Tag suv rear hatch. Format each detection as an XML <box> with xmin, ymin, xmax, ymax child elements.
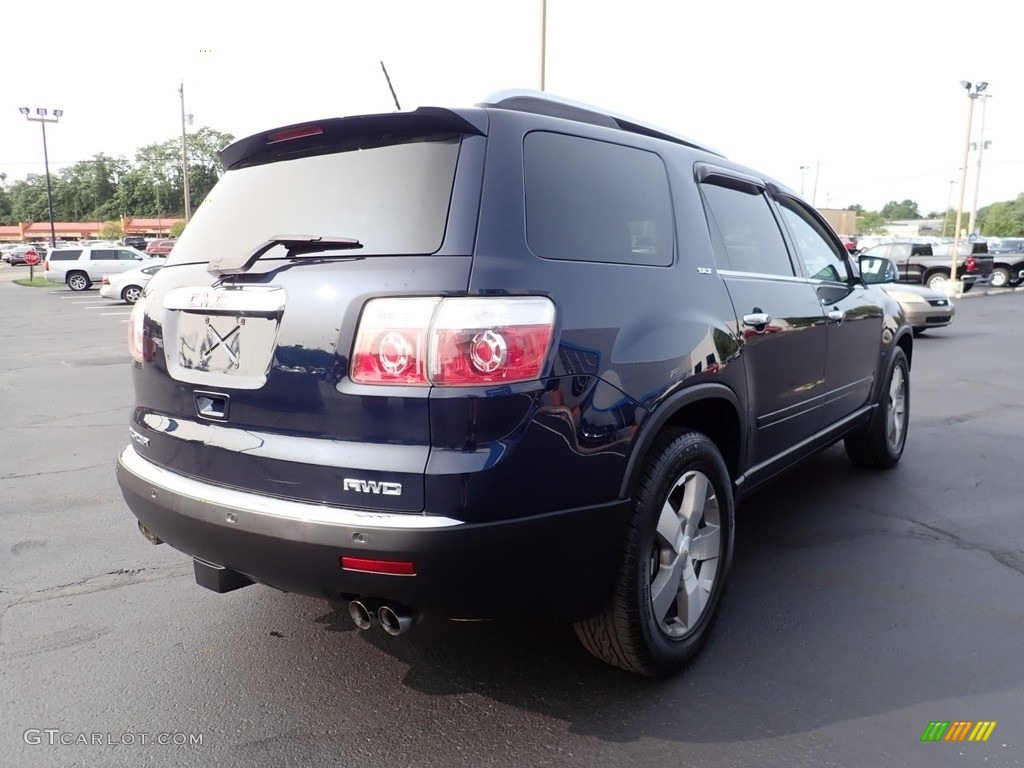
<box><xmin>129</xmin><ymin>109</ymin><xmax>488</xmax><ymax>514</ymax></box>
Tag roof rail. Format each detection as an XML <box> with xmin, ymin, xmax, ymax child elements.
<box><xmin>478</xmin><ymin>89</ymin><xmax>723</xmax><ymax>156</ymax></box>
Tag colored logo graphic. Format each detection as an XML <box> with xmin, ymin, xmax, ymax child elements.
<box><xmin>921</xmin><ymin>721</ymin><xmax>997</xmax><ymax>742</ymax></box>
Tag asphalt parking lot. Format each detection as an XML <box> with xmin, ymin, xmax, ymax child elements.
<box><xmin>1</xmin><ymin>277</ymin><xmax>1022</xmax><ymax>768</ymax></box>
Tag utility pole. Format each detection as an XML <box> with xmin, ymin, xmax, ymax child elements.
<box><xmin>950</xmin><ymin>80</ymin><xmax>987</xmax><ymax>295</ymax></box>
<box><xmin>179</xmin><ymin>82</ymin><xmax>192</xmax><ymax>223</ymax></box>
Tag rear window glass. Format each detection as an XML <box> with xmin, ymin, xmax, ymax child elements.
<box><xmin>166</xmin><ymin>137</ymin><xmax>461</xmax><ymax>266</ymax></box>
<box><xmin>524</xmin><ymin>132</ymin><xmax>674</xmax><ymax>266</ymax></box>
<box><xmin>48</xmin><ymin>250</ymin><xmax>82</xmax><ymax>260</ymax></box>
<box><xmin>92</xmin><ymin>250</ymin><xmax>118</xmax><ymax>260</ymax></box>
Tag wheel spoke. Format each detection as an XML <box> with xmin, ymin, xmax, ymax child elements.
<box><xmin>679</xmin><ymin>472</ymin><xmax>709</xmax><ymax>529</ymax></box>
<box><xmin>650</xmin><ymin>554</ymin><xmax>684</xmax><ymax>621</ymax></box>
<box><xmin>678</xmin><ymin>560</ymin><xmax>705</xmax><ymax>629</ymax></box>
<box><xmin>656</xmin><ymin>500</ymin><xmax>684</xmax><ymax>553</ymax></box>
<box><xmin>688</xmin><ymin>526</ymin><xmax>721</xmax><ymax>561</ymax></box>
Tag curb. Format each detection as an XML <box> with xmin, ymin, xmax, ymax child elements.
<box><xmin>956</xmin><ymin>285</ymin><xmax>1024</xmax><ymax>299</ymax></box>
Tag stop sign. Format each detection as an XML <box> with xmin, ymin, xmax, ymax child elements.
<box><xmin>24</xmin><ymin>250</ymin><xmax>40</xmax><ymax>266</ymax></box>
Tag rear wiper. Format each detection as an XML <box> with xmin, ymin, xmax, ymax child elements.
<box><xmin>208</xmin><ymin>235</ymin><xmax>363</xmax><ymax>275</ymax></box>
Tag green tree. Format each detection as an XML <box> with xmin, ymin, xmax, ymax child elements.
<box><xmin>978</xmin><ymin>198</ymin><xmax>1024</xmax><ymax>237</ymax></box>
<box><xmin>0</xmin><ymin>187</ymin><xmax>12</xmax><ymax>224</ymax></box>
<box><xmin>134</xmin><ymin>126</ymin><xmax>234</xmax><ymax>218</ymax></box>
<box><xmin>169</xmin><ymin>220</ymin><xmax>187</xmax><ymax>238</ymax></box>
<box><xmin>880</xmin><ymin>199</ymin><xmax>920</xmax><ymax>220</ymax></box>
<box><xmin>6</xmin><ymin>178</ymin><xmax>51</xmax><ymax>223</ymax></box>
<box><xmin>100</xmin><ymin>220</ymin><xmax>125</xmax><ymax>239</ymax></box>
<box><xmin>856</xmin><ymin>211</ymin><xmax>887</xmax><ymax>235</ymax></box>
<box><xmin>845</xmin><ymin>204</ymin><xmax>865</xmax><ymax>214</ymax></box>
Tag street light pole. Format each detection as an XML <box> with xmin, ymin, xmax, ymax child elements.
<box><xmin>179</xmin><ymin>82</ymin><xmax>192</xmax><ymax>223</ymax></box>
<box><xmin>950</xmin><ymin>81</ymin><xmax>987</xmax><ymax>295</ymax></box>
<box><xmin>967</xmin><ymin>92</ymin><xmax>991</xmax><ymax>238</ymax></box>
<box><xmin>539</xmin><ymin>0</ymin><xmax>547</xmax><ymax>91</ymax></box>
<box><xmin>799</xmin><ymin>165</ymin><xmax>810</xmax><ymax>197</ymax></box>
<box><xmin>18</xmin><ymin>107</ymin><xmax>63</xmax><ymax>249</ymax></box>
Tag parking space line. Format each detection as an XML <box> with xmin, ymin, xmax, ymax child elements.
<box><xmin>84</xmin><ymin>305</ymin><xmax>123</xmax><ymax>309</ymax></box>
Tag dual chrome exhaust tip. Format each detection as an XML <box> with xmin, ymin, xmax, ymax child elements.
<box><xmin>348</xmin><ymin>599</ymin><xmax>416</xmax><ymax>636</ymax></box>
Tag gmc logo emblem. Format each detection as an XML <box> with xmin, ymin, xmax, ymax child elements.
<box><xmin>343</xmin><ymin>478</ymin><xmax>402</xmax><ymax>496</ymax></box>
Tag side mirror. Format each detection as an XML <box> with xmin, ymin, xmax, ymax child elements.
<box><xmin>858</xmin><ymin>255</ymin><xmax>897</xmax><ymax>284</ymax></box>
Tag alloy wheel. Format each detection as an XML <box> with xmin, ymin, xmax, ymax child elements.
<box><xmin>649</xmin><ymin>470</ymin><xmax>722</xmax><ymax>638</ymax></box>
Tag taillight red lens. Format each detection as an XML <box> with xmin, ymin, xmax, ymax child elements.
<box><xmin>350</xmin><ymin>298</ymin><xmax>439</xmax><ymax>385</ymax></box>
<box><xmin>128</xmin><ymin>298</ymin><xmax>146</xmax><ymax>362</ymax></box>
<box><xmin>267</xmin><ymin>125</ymin><xmax>324</xmax><ymax>143</ymax></box>
<box><xmin>965</xmin><ymin>256</ymin><xmax>976</xmax><ymax>272</ymax></box>
<box><xmin>350</xmin><ymin>297</ymin><xmax>556</xmax><ymax>387</ymax></box>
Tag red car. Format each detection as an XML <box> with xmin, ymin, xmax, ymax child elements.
<box><xmin>146</xmin><ymin>239</ymin><xmax>176</xmax><ymax>256</ymax></box>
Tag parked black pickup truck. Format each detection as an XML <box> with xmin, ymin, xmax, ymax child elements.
<box><xmin>987</xmin><ymin>238</ymin><xmax>1024</xmax><ymax>288</ymax></box>
<box><xmin>858</xmin><ymin>241</ymin><xmax>993</xmax><ymax>291</ymax></box>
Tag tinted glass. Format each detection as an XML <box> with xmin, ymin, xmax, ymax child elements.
<box><xmin>776</xmin><ymin>197</ymin><xmax>849</xmax><ymax>282</ymax></box>
<box><xmin>92</xmin><ymin>250</ymin><xmax>117</xmax><ymax>260</ymax></box>
<box><xmin>166</xmin><ymin>138</ymin><xmax>460</xmax><ymax>266</ymax></box>
<box><xmin>48</xmin><ymin>250</ymin><xmax>82</xmax><ymax>260</ymax></box>
<box><xmin>700</xmin><ymin>182</ymin><xmax>793</xmax><ymax>276</ymax></box>
<box><xmin>524</xmin><ymin>132</ymin><xmax>674</xmax><ymax>266</ymax></box>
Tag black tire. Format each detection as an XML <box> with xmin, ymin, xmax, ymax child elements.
<box><xmin>961</xmin><ymin>280</ymin><xmax>973</xmax><ymax>294</ymax></box>
<box><xmin>574</xmin><ymin>430</ymin><xmax>734</xmax><ymax>676</ymax></box>
<box><xmin>122</xmin><ymin>285</ymin><xmax>143</xmax><ymax>304</ymax></box>
<box><xmin>67</xmin><ymin>272</ymin><xmax>91</xmax><ymax>292</ymax></box>
<box><xmin>844</xmin><ymin>347</ymin><xmax>910</xmax><ymax>468</ymax></box>
<box><xmin>912</xmin><ymin>328</ymin><xmax>926</xmax><ymax>337</ymax></box>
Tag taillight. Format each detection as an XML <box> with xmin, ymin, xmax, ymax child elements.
<box><xmin>350</xmin><ymin>298</ymin><xmax>439</xmax><ymax>385</ymax></box>
<box><xmin>129</xmin><ymin>298</ymin><xmax>147</xmax><ymax>362</ymax></box>
<box><xmin>351</xmin><ymin>297</ymin><xmax>556</xmax><ymax>387</ymax></box>
<box><xmin>965</xmin><ymin>256</ymin><xmax>977</xmax><ymax>272</ymax></box>
<box><xmin>101</xmin><ymin>276</ymin><xmax>110</xmax><ymax>285</ymax></box>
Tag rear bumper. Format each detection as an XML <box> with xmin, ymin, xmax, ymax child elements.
<box><xmin>116</xmin><ymin>446</ymin><xmax>630</xmax><ymax>622</ymax></box>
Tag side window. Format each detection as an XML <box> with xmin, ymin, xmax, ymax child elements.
<box><xmin>49</xmin><ymin>250</ymin><xmax>82</xmax><ymax>261</ymax></box>
<box><xmin>92</xmin><ymin>249</ymin><xmax>117</xmax><ymax>261</ymax></box>
<box><xmin>117</xmin><ymin>250</ymin><xmax>138</xmax><ymax>260</ymax></box>
<box><xmin>700</xmin><ymin>180</ymin><xmax>794</xmax><ymax>276</ymax></box>
<box><xmin>524</xmin><ymin>132</ymin><xmax>674</xmax><ymax>266</ymax></box>
<box><xmin>776</xmin><ymin>197</ymin><xmax>850</xmax><ymax>282</ymax></box>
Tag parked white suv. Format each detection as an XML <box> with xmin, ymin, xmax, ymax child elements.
<box><xmin>45</xmin><ymin>246</ymin><xmax>158</xmax><ymax>291</ymax></box>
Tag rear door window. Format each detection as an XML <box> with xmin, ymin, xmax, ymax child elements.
<box><xmin>523</xmin><ymin>132</ymin><xmax>674</xmax><ymax>266</ymax></box>
<box><xmin>699</xmin><ymin>179</ymin><xmax>794</xmax><ymax>276</ymax></box>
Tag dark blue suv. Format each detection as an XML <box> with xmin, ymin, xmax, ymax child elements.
<box><xmin>117</xmin><ymin>91</ymin><xmax>912</xmax><ymax>675</ymax></box>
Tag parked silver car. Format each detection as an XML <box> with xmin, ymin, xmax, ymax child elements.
<box><xmin>878</xmin><ymin>283</ymin><xmax>955</xmax><ymax>335</ymax></box>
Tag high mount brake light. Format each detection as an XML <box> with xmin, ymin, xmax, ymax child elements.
<box><xmin>267</xmin><ymin>125</ymin><xmax>324</xmax><ymax>144</ymax></box>
<box><xmin>351</xmin><ymin>297</ymin><xmax>556</xmax><ymax>387</ymax></box>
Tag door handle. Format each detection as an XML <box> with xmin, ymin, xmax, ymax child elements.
<box><xmin>742</xmin><ymin>312</ymin><xmax>772</xmax><ymax>327</ymax></box>
<box><xmin>827</xmin><ymin>309</ymin><xmax>845</xmax><ymax>323</ymax></box>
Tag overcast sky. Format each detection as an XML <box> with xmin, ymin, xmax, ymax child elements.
<box><xmin>2</xmin><ymin>0</ymin><xmax>1020</xmax><ymax>216</ymax></box>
